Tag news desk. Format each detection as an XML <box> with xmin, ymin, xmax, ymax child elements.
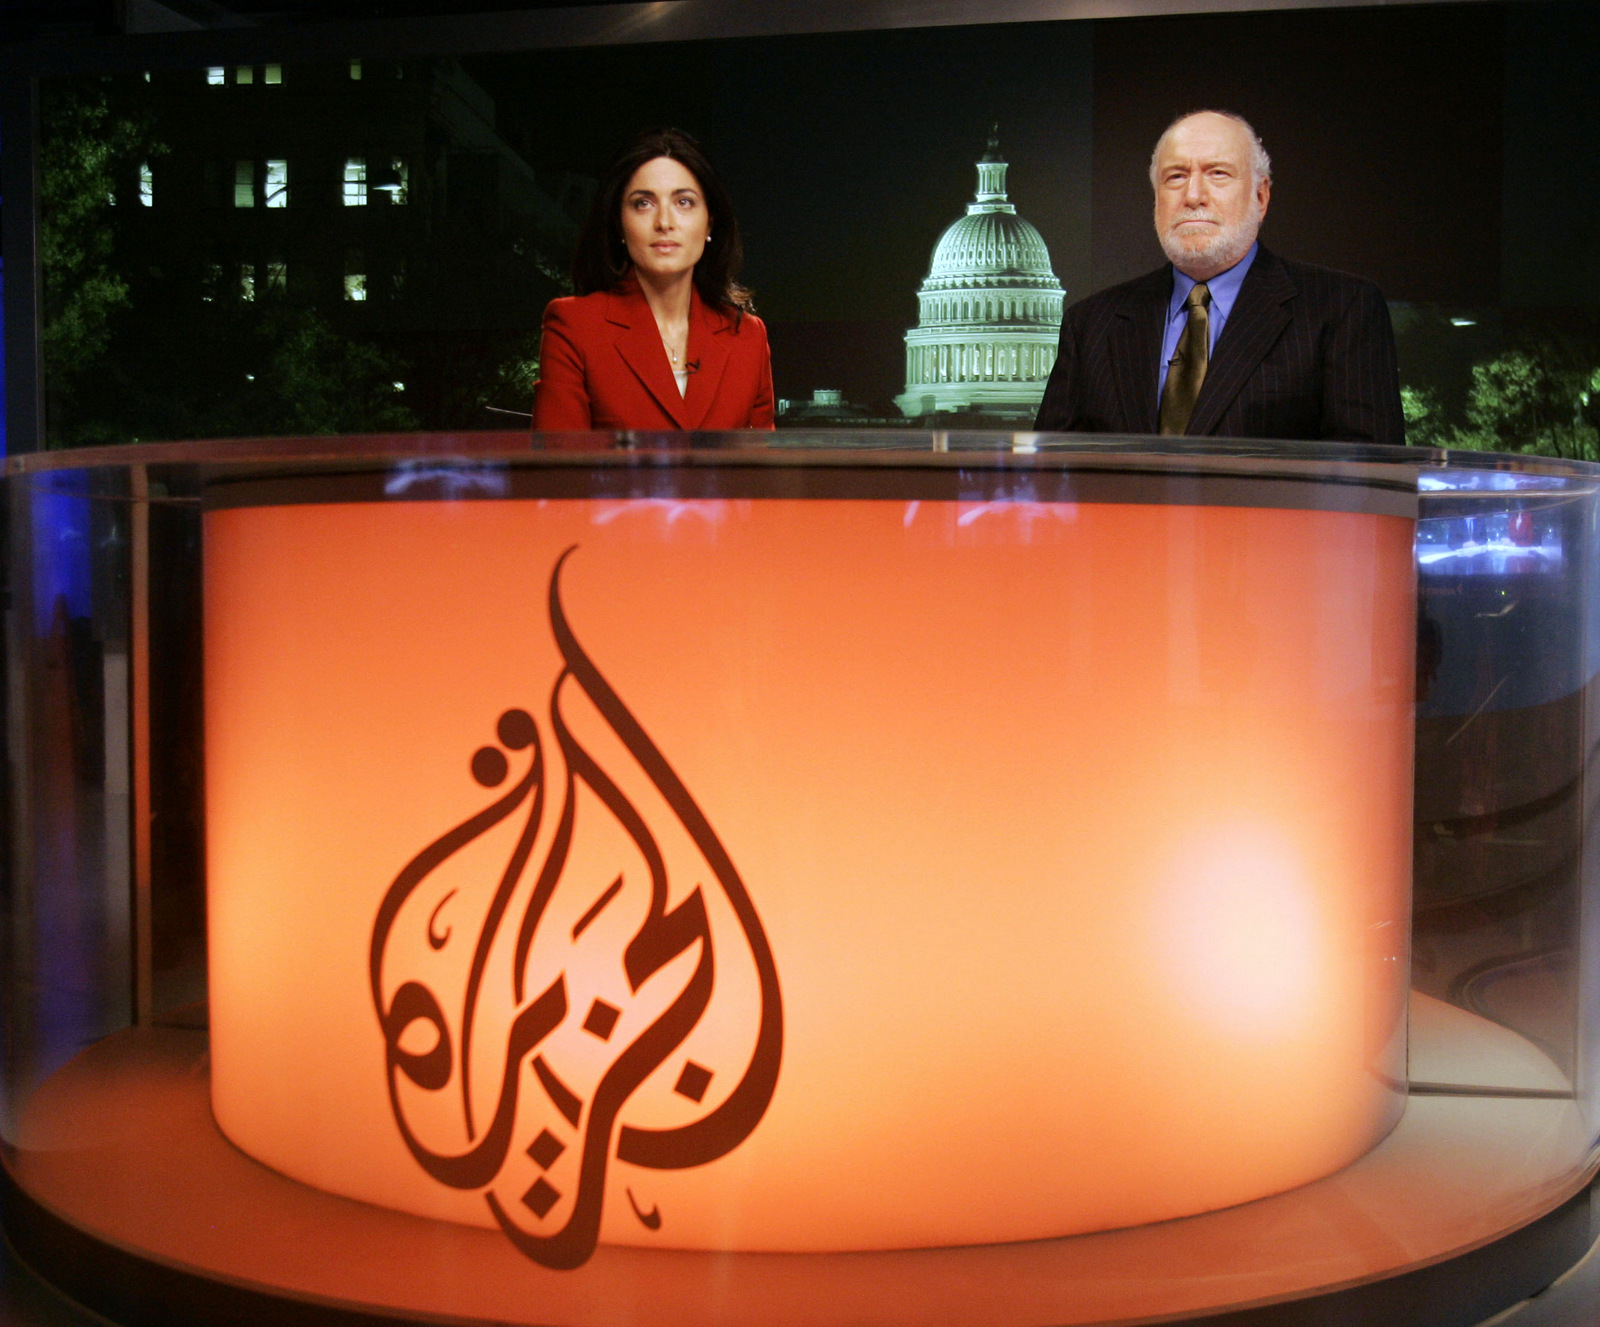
<box><xmin>3</xmin><ymin>433</ymin><xmax>1595</xmax><ymax>1326</ymax></box>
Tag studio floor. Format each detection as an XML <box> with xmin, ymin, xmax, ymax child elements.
<box><xmin>3</xmin><ymin>991</ymin><xmax>1595</xmax><ymax>1327</ymax></box>
<box><xmin>3</xmin><ymin>1226</ymin><xmax>1599</xmax><ymax>1327</ymax></box>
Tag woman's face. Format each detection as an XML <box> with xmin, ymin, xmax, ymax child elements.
<box><xmin>620</xmin><ymin>155</ymin><xmax>710</xmax><ymax>282</ymax></box>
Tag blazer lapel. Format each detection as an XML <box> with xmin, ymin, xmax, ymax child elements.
<box><xmin>1186</xmin><ymin>247</ymin><xmax>1295</xmax><ymax>436</ymax></box>
<box><xmin>1108</xmin><ymin>270</ymin><xmax>1169</xmax><ymax>436</ymax></box>
<box><xmin>606</xmin><ymin>282</ymin><xmax>693</xmax><ymax>429</ymax></box>
<box><xmin>681</xmin><ymin>287</ymin><xmax>731</xmax><ymax>430</ymax></box>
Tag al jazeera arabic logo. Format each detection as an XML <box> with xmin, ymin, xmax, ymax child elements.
<box><xmin>370</xmin><ymin>547</ymin><xmax>783</xmax><ymax>1270</ymax></box>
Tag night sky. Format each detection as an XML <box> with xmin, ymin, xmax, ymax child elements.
<box><xmin>464</xmin><ymin>25</ymin><xmax>1094</xmax><ymax>322</ymax></box>
<box><xmin>51</xmin><ymin>3</ymin><xmax>1596</xmax><ymax>421</ymax></box>
<box><xmin>463</xmin><ymin>23</ymin><xmax>1093</xmax><ymax>406</ymax></box>
<box><xmin>1090</xmin><ymin>4</ymin><xmax>1506</xmax><ymax>304</ymax></box>
<box><xmin>463</xmin><ymin>1</ymin><xmax>1597</xmax><ymax>409</ymax></box>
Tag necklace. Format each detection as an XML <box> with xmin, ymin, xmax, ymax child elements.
<box><xmin>653</xmin><ymin>311</ymin><xmax>688</xmax><ymax>367</ymax></box>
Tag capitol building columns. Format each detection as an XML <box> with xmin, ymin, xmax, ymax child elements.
<box><xmin>895</xmin><ymin>131</ymin><xmax>1065</xmax><ymax>422</ymax></box>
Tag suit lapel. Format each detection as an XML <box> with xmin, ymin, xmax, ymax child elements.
<box><xmin>1186</xmin><ymin>247</ymin><xmax>1295</xmax><ymax>437</ymax></box>
<box><xmin>681</xmin><ymin>287</ymin><xmax>731</xmax><ymax>430</ymax></box>
<box><xmin>1108</xmin><ymin>270</ymin><xmax>1169</xmax><ymax>435</ymax></box>
<box><xmin>606</xmin><ymin>282</ymin><xmax>692</xmax><ymax>429</ymax></box>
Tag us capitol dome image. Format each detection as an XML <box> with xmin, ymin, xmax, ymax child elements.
<box><xmin>896</xmin><ymin>130</ymin><xmax>1065</xmax><ymax>422</ymax></box>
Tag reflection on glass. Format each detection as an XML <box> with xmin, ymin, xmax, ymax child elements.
<box><xmin>1412</xmin><ymin>466</ymin><xmax>1600</xmax><ymax>1107</ymax></box>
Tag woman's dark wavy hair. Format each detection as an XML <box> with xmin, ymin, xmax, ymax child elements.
<box><xmin>572</xmin><ymin>127</ymin><xmax>753</xmax><ymax>317</ymax></box>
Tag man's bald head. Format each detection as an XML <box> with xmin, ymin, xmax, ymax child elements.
<box><xmin>1148</xmin><ymin>111</ymin><xmax>1271</xmax><ymax>190</ymax></box>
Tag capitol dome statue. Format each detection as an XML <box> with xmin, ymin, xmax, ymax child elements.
<box><xmin>895</xmin><ymin>130</ymin><xmax>1064</xmax><ymax>421</ymax></box>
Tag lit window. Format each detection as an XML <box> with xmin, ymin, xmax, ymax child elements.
<box><xmin>266</xmin><ymin>260</ymin><xmax>287</xmax><ymax>294</ymax></box>
<box><xmin>236</xmin><ymin>65</ymin><xmax>253</xmax><ymax>85</ymax></box>
<box><xmin>264</xmin><ymin>64</ymin><xmax>282</xmax><ymax>85</ymax></box>
<box><xmin>202</xmin><ymin>263</ymin><xmax>222</xmax><ymax>302</ymax></box>
<box><xmin>264</xmin><ymin>159</ymin><xmax>288</xmax><ymax>208</ymax></box>
<box><xmin>344</xmin><ymin>252</ymin><xmax>367</xmax><ymax>301</ymax></box>
<box><xmin>143</xmin><ymin>70</ymin><xmax>151</xmax><ymax>83</ymax></box>
<box><xmin>139</xmin><ymin>162</ymin><xmax>153</xmax><ymax>207</ymax></box>
<box><xmin>234</xmin><ymin>161</ymin><xmax>255</xmax><ymax>208</ymax></box>
<box><xmin>207</xmin><ymin>67</ymin><xmax>225</xmax><ymax>85</ymax></box>
<box><xmin>343</xmin><ymin>157</ymin><xmax>367</xmax><ymax>206</ymax></box>
<box><xmin>382</xmin><ymin>156</ymin><xmax>408</xmax><ymax>206</ymax></box>
<box><xmin>349</xmin><ymin>59</ymin><xmax>362</xmax><ymax>80</ymax></box>
<box><xmin>239</xmin><ymin>264</ymin><xmax>256</xmax><ymax>302</ymax></box>
<box><xmin>392</xmin><ymin>381</ymin><xmax>405</xmax><ymax>392</ymax></box>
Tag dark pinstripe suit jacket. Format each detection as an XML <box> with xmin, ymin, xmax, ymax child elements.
<box><xmin>1033</xmin><ymin>246</ymin><xmax>1406</xmax><ymax>445</ymax></box>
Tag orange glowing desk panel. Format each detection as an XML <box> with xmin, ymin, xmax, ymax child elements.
<box><xmin>203</xmin><ymin>494</ymin><xmax>1413</xmax><ymax>1259</ymax></box>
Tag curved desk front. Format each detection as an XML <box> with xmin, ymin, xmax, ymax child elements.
<box><xmin>2</xmin><ymin>433</ymin><xmax>1594</xmax><ymax>1327</ymax></box>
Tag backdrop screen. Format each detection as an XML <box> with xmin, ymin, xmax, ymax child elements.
<box><xmin>37</xmin><ymin>1</ymin><xmax>1599</xmax><ymax>449</ymax></box>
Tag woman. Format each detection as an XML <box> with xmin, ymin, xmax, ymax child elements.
<box><xmin>533</xmin><ymin>128</ymin><xmax>774</xmax><ymax>431</ymax></box>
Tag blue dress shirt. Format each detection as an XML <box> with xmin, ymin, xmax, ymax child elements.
<box><xmin>1157</xmin><ymin>242</ymin><xmax>1259</xmax><ymax>400</ymax></box>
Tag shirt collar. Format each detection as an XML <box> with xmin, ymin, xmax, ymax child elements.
<box><xmin>1167</xmin><ymin>241</ymin><xmax>1260</xmax><ymax>324</ymax></box>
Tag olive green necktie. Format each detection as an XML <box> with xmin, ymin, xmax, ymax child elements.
<box><xmin>1158</xmin><ymin>281</ymin><xmax>1211</xmax><ymax>436</ymax></box>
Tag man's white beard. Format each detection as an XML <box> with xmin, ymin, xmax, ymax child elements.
<box><xmin>1160</xmin><ymin>198</ymin><xmax>1261</xmax><ymax>275</ymax></box>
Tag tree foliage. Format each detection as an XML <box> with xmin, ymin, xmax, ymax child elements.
<box><xmin>1404</xmin><ymin>338</ymin><xmax>1600</xmax><ymax>459</ymax></box>
<box><xmin>1401</xmin><ymin>385</ymin><xmax>1449</xmax><ymax>448</ymax></box>
<box><xmin>1465</xmin><ymin>349</ymin><xmax>1596</xmax><ymax>458</ymax></box>
<box><xmin>39</xmin><ymin>78</ymin><xmax>156</xmax><ymax>410</ymax></box>
<box><xmin>60</xmin><ymin>304</ymin><xmax>419</xmax><ymax>446</ymax></box>
<box><xmin>252</xmin><ymin>307</ymin><xmax>419</xmax><ymax>435</ymax></box>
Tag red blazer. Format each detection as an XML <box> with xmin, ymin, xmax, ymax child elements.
<box><xmin>533</xmin><ymin>278</ymin><xmax>775</xmax><ymax>431</ymax></box>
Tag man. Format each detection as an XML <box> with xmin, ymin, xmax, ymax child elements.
<box><xmin>1034</xmin><ymin>111</ymin><xmax>1405</xmax><ymax>445</ymax></box>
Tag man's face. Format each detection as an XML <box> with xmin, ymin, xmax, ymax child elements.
<box><xmin>1152</xmin><ymin>113</ymin><xmax>1271</xmax><ymax>281</ymax></box>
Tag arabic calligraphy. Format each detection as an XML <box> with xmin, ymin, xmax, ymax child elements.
<box><xmin>370</xmin><ymin>546</ymin><xmax>783</xmax><ymax>1269</ymax></box>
